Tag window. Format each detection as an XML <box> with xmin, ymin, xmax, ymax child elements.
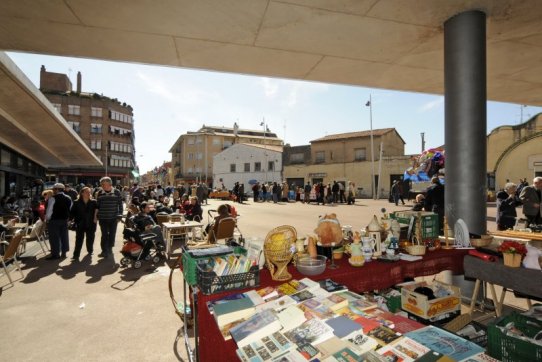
<box><xmin>268</xmin><ymin>161</ymin><xmax>274</xmax><ymax>171</ymax></box>
<box><xmin>91</xmin><ymin>107</ymin><xmax>102</xmax><ymax>117</ymax></box>
<box><xmin>67</xmin><ymin>121</ymin><xmax>80</xmax><ymax>133</ymax></box>
<box><xmin>196</xmin><ymin>153</ymin><xmax>203</xmax><ymax>160</ymax></box>
<box><xmin>90</xmin><ymin>123</ymin><xmax>102</xmax><ymax>134</ymax></box>
<box><xmin>230</xmin><ymin>164</ymin><xmax>236</xmax><ymax>172</ymax></box>
<box><xmin>187</xmin><ymin>137</ymin><xmax>195</xmax><ymax>145</ymax></box>
<box><xmin>109</xmin><ymin>125</ymin><xmax>131</xmax><ymax>135</ymax></box>
<box><xmin>187</xmin><ymin>153</ymin><xmax>194</xmax><ymax>160</ymax></box>
<box><xmin>290</xmin><ymin>153</ymin><xmax>304</xmax><ymax>163</ymax></box>
<box><xmin>187</xmin><ymin>167</ymin><xmax>193</xmax><ymax>174</ymax></box>
<box><xmin>244</xmin><ymin>163</ymin><xmax>250</xmax><ymax>172</ymax></box>
<box><xmin>254</xmin><ymin>162</ymin><xmax>261</xmax><ymax>172</ymax></box>
<box><xmin>110</xmin><ymin>110</ymin><xmax>132</xmax><ymax>124</ymax></box>
<box><xmin>223</xmin><ymin>140</ymin><xmax>232</xmax><ymax>148</ymax></box>
<box><xmin>52</xmin><ymin>103</ymin><xmax>61</xmax><ymax>113</ymax></box>
<box><xmin>212</xmin><ymin>138</ymin><xmax>221</xmax><ymax>146</ymax></box>
<box><xmin>68</xmin><ymin>105</ymin><xmax>80</xmax><ymax>115</ymax></box>
<box><xmin>196</xmin><ymin>136</ymin><xmax>203</xmax><ymax>144</ymax></box>
<box><xmin>90</xmin><ymin>139</ymin><xmax>102</xmax><ymax>150</ymax></box>
<box><xmin>315</xmin><ymin>151</ymin><xmax>325</xmax><ymax>163</ymax></box>
<box><xmin>354</xmin><ymin>148</ymin><xmax>367</xmax><ymax>161</ymax></box>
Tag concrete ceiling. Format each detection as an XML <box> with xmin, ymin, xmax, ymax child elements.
<box><xmin>0</xmin><ymin>53</ymin><xmax>101</xmax><ymax>168</ymax></box>
<box><xmin>0</xmin><ymin>1</ymin><xmax>542</xmax><ymax>106</ymax></box>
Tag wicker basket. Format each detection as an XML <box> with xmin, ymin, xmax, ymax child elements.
<box><xmin>470</xmin><ymin>234</ymin><xmax>493</xmax><ymax>248</ymax></box>
<box><xmin>406</xmin><ymin>236</ymin><xmax>426</xmax><ymax>256</ymax></box>
<box><xmin>263</xmin><ymin>225</ymin><xmax>297</xmax><ymax>281</ymax></box>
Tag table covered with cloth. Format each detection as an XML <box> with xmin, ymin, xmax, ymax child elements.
<box><xmin>191</xmin><ymin>248</ymin><xmax>468</xmax><ymax>362</ymax></box>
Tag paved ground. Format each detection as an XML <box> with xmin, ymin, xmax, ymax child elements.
<box><xmin>0</xmin><ymin>198</ymin><xmax>507</xmax><ymax>361</ymax></box>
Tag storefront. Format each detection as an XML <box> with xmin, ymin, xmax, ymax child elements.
<box><xmin>0</xmin><ymin>144</ymin><xmax>46</xmax><ymax>199</ymax></box>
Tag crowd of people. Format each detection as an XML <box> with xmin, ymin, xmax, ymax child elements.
<box><xmin>497</xmin><ymin>177</ymin><xmax>542</xmax><ymax>230</ymax></box>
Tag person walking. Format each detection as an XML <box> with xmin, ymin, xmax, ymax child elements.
<box><xmin>94</xmin><ymin>177</ymin><xmax>123</xmax><ymax>258</ymax></box>
<box><xmin>391</xmin><ymin>180</ymin><xmax>401</xmax><ymax>206</ymax></box>
<box><xmin>424</xmin><ymin>176</ymin><xmax>445</xmax><ymax>234</ymax></box>
<box><xmin>69</xmin><ymin>187</ymin><xmax>97</xmax><ymax>261</ymax></box>
<box><xmin>304</xmin><ymin>182</ymin><xmax>311</xmax><ymax>204</ymax></box>
<box><xmin>519</xmin><ymin>176</ymin><xmax>542</xmax><ymax>226</ymax></box>
<box><xmin>45</xmin><ymin>183</ymin><xmax>73</xmax><ymax>260</ymax></box>
<box><xmin>332</xmin><ymin>181</ymin><xmax>339</xmax><ymax>204</ymax></box>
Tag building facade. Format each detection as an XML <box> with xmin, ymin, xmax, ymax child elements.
<box><xmin>40</xmin><ymin>66</ymin><xmax>136</xmax><ymax>186</ymax></box>
<box><xmin>487</xmin><ymin>114</ymin><xmax>542</xmax><ymax>190</ymax></box>
<box><xmin>213</xmin><ymin>143</ymin><xmax>283</xmax><ymax>191</ymax></box>
<box><xmin>283</xmin><ymin>128</ymin><xmax>411</xmax><ymax>198</ymax></box>
<box><xmin>169</xmin><ymin>124</ymin><xmax>282</xmax><ymax>186</ymax></box>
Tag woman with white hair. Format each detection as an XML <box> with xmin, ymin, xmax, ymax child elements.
<box><xmin>496</xmin><ymin>182</ymin><xmax>521</xmax><ymax>230</ymax></box>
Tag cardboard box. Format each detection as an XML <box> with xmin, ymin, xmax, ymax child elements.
<box><xmin>400</xmin><ymin>281</ymin><xmax>460</xmax><ymax>320</ymax></box>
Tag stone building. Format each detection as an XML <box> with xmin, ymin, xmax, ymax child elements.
<box><xmin>283</xmin><ymin>128</ymin><xmax>411</xmax><ymax>198</ymax></box>
<box><xmin>40</xmin><ymin>66</ymin><xmax>136</xmax><ymax>186</ymax></box>
<box><xmin>169</xmin><ymin>124</ymin><xmax>282</xmax><ymax>186</ymax></box>
<box><xmin>487</xmin><ymin>114</ymin><xmax>542</xmax><ymax>190</ymax></box>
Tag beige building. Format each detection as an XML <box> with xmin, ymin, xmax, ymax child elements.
<box><xmin>283</xmin><ymin>128</ymin><xmax>411</xmax><ymax>198</ymax></box>
<box><xmin>487</xmin><ymin>114</ymin><xmax>542</xmax><ymax>190</ymax></box>
<box><xmin>170</xmin><ymin>124</ymin><xmax>282</xmax><ymax>186</ymax></box>
<box><xmin>40</xmin><ymin>66</ymin><xmax>136</xmax><ymax>186</ymax></box>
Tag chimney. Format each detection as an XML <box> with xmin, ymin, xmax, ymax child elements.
<box><xmin>76</xmin><ymin>71</ymin><xmax>82</xmax><ymax>93</ymax></box>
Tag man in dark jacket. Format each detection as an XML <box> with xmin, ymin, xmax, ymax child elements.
<box><xmin>70</xmin><ymin>187</ymin><xmax>97</xmax><ymax>261</ymax></box>
<box><xmin>519</xmin><ymin>177</ymin><xmax>542</xmax><ymax>226</ymax></box>
<box><xmin>45</xmin><ymin>183</ymin><xmax>73</xmax><ymax>260</ymax></box>
<box><xmin>94</xmin><ymin>177</ymin><xmax>123</xmax><ymax>258</ymax></box>
<box><xmin>424</xmin><ymin>176</ymin><xmax>445</xmax><ymax>234</ymax></box>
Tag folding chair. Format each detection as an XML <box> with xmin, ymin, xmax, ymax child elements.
<box><xmin>156</xmin><ymin>213</ymin><xmax>170</xmax><ymax>226</ymax></box>
<box><xmin>207</xmin><ymin>217</ymin><xmax>239</xmax><ymax>244</ymax></box>
<box><xmin>0</xmin><ymin>230</ymin><xmax>25</xmax><ymax>287</ymax></box>
<box><xmin>21</xmin><ymin>219</ymin><xmax>47</xmax><ymax>256</ymax></box>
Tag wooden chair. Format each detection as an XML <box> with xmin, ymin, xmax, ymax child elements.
<box><xmin>207</xmin><ymin>217</ymin><xmax>238</xmax><ymax>244</ymax></box>
<box><xmin>0</xmin><ymin>230</ymin><xmax>25</xmax><ymax>287</ymax></box>
<box><xmin>156</xmin><ymin>213</ymin><xmax>170</xmax><ymax>226</ymax></box>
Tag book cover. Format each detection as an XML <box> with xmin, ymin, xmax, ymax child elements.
<box><xmin>277</xmin><ymin>279</ymin><xmax>309</xmax><ymax>296</ymax></box>
<box><xmin>326</xmin><ymin>316</ymin><xmax>363</xmax><ymax>339</ymax></box>
<box><xmin>336</xmin><ymin>290</ymin><xmax>364</xmax><ymax>303</ymax></box>
<box><xmin>299</xmin><ymin>277</ymin><xmax>321</xmax><ymax>292</ymax></box>
<box><xmin>231</xmin><ymin>309</ymin><xmax>282</xmax><ymax>348</ymax></box>
<box><xmin>290</xmin><ymin>289</ymin><xmax>316</xmax><ymax>303</ymax></box>
<box><xmin>257</xmin><ymin>286</ymin><xmax>279</xmax><ymax>301</ymax></box>
<box><xmin>277</xmin><ymin>305</ymin><xmax>307</xmax><ymax>332</ymax></box>
<box><xmin>406</xmin><ymin>326</ymin><xmax>484</xmax><ymax>361</ymax></box>
<box><xmin>333</xmin><ymin>347</ymin><xmax>362</xmax><ymax>362</ymax></box>
<box><xmin>271</xmin><ymin>349</ymin><xmax>308</xmax><ymax>362</ymax></box>
<box><xmin>343</xmin><ymin>330</ymin><xmax>379</xmax><ymax>355</ymax></box>
<box><xmin>284</xmin><ymin>318</ymin><xmax>334</xmax><ymax>346</ymax></box>
<box><xmin>313</xmin><ymin>336</ymin><xmax>350</xmax><ymax>359</ymax></box>
<box><xmin>317</xmin><ymin>294</ymin><xmax>349</xmax><ymax>312</ymax></box>
<box><xmin>256</xmin><ymin>295</ymin><xmax>297</xmax><ymax>313</ymax></box>
<box><xmin>377</xmin><ymin>336</ymin><xmax>431</xmax><ymax>362</ymax></box>
<box><xmin>298</xmin><ymin>298</ymin><xmax>335</xmax><ymax>320</ymax></box>
<box><xmin>296</xmin><ymin>343</ymin><xmax>321</xmax><ymax>360</ymax></box>
<box><xmin>367</xmin><ymin>325</ymin><xmax>401</xmax><ymax>346</ymax></box>
<box><xmin>207</xmin><ymin>292</ymin><xmax>248</xmax><ymax>314</ymax></box>
<box><xmin>459</xmin><ymin>352</ymin><xmax>499</xmax><ymax>361</ymax></box>
<box><xmin>352</xmin><ymin>316</ymin><xmax>380</xmax><ymax>334</ymax></box>
<box><xmin>358</xmin><ymin>307</ymin><xmax>395</xmax><ymax>329</ymax></box>
<box><xmin>359</xmin><ymin>350</ymin><xmax>388</xmax><ymax>361</ymax></box>
<box><xmin>416</xmin><ymin>350</ymin><xmax>455</xmax><ymax>362</ymax></box>
<box><xmin>219</xmin><ymin>317</ymin><xmax>247</xmax><ymax>341</ymax></box>
<box><xmin>237</xmin><ymin>330</ymin><xmax>294</xmax><ymax>362</ymax></box>
<box><xmin>213</xmin><ymin>297</ymin><xmax>256</xmax><ymax>327</ymax></box>
<box><xmin>319</xmin><ymin>278</ymin><xmax>348</xmax><ymax>293</ymax></box>
<box><xmin>348</xmin><ymin>299</ymin><xmax>378</xmax><ymax>314</ymax></box>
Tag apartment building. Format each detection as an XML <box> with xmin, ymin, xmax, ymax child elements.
<box><xmin>169</xmin><ymin>124</ymin><xmax>282</xmax><ymax>186</ymax></box>
<box><xmin>40</xmin><ymin>66</ymin><xmax>136</xmax><ymax>186</ymax></box>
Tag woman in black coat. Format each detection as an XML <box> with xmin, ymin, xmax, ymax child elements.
<box><xmin>69</xmin><ymin>187</ymin><xmax>97</xmax><ymax>261</ymax></box>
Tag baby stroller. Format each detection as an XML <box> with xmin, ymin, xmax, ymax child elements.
<box><xmin>120</xmin><ymin>220</ymin><xmax>165</xmax><ymax>269</ymax></box>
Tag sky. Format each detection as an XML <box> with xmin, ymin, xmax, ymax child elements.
<box><xmin>7</xmin><ymin>52</ymin><xmax>542</xmax><ymax>174</ymax></box>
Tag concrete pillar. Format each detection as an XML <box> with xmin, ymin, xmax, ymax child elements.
<box><xmin>444</xmin><ymin>10</ymin><xmax>487</xmax><ymax>236</ymax></box>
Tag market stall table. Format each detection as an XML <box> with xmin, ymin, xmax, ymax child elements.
<box><xmin>464</xmin><ymin>255</ymin><xmax>542</xmax><ymax>317</ymax></box>
<box><xmin>185</xmin><ymin>248</ymin><xmax>469</xmax><ymax>362</ymax></box>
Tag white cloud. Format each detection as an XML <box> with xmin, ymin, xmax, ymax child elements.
<box><xmin>418</xmin><ymin>97</ymin><xmax>444</xmax><ymax>113</ymax></box>
<box><xmin>260</xmin><ymin>77</ymin><xmax>279</xmax><ymax>98</ymax></box>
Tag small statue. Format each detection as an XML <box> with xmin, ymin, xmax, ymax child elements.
<box><xmin>348</xmin><ymin>231</ymin><xmax>365</xmax><ymax>265</ymax></box>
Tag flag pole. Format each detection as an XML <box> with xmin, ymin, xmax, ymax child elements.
<box><xmin>368</xmin><ymin>95</ymin><xmax>376</xmax><ymax>200</ymax></box>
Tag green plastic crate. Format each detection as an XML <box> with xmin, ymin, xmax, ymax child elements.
<box><xmin>391</xmin><ymin>211</ymin><xmax>439</xmax><ymax>239</ymax></box>
<box><xmin>487</xmin><ymin>312</ymin><xmax>542</xmax><ymax>362</ymax></box>
<box><xmin>181</xmin><ymin>246</ymin><xmax>246</xmax><ymax>286</ymax></box>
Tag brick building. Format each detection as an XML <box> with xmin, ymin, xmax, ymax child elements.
<box><xmin>39</xmin><ymin>66</ymin><xmax>136</xmax><ymax>186</ymax></box>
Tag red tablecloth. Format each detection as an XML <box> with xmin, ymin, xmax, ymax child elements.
<box><xmin>193</xmin><ymin>248</ymin><xmax>468</xmax><ymax>362</ymax></box>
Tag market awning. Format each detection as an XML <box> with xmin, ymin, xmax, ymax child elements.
<box><xmin>0</xmin><ymin>52</ymin><xmax>101</xmax><ymax>168</ymax></box>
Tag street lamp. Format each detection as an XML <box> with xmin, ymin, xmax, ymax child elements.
<box><xmin>260</xmin><ymin>119</ymin><xmax>268</xmax><ymax>182</ymax></box>
<box><xmin>365</xmin><ymin>95</ymin><xmax>376</xmax><ymax>200</ymax></box>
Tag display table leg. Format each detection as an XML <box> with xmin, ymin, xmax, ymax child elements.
<box><xmin>469</xmin><ymin>279</ymin><xmax>481</xmax><ymax>317</ymax></box>
<box><xmin>488</xmin><ymin>283</ymin><xmax>501</xmax><ymax>317</ymax></box>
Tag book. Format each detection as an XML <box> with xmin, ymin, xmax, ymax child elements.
<box><xmin>256</xmin><ymin>295</ymin><xmax>297</xmax><ymax>313</ymax></box>
<box><xmin>377</xmin><ymin>336</ymin><xmax>431</xmax><ymax>362</ymax></box>
<box><xmin>317</xmin><ymin>293</ymin><xmax>349</xmax><ymax>312</ymax></box>
<box><xmin>277</xmin><ymin>305</ymin><xmax>307</xmax><ymax>332</ymax></box>
<box><xmin>298</xmin><ymin>298</ymin><xmax>335</xmax><ymax>320</ymax></box>
<box><xmin>359</xmin><ymin>350</ymin><xmax>388</xmax><ymax>361</ymax></box>
<box><xmin>296</xmin><ymin>343</ymin><xmax>321</xmax><ymax>360</ymax></box>
<box><xmin>207</xmin><ymin>290</ymin><xmax>264</xmax><ymax>315</ymax></box>
<box><xmin>219</xmin><ymin>317</ymin><xmax>247</xmax><ymax>341</ymax></box>
<box><xmin>333</xmin><ymin>347</ymin><xmax>362</xmax><ymax>362</ymax></box>
<box><xmin>416</xmin><ymin>350</ymin><xmax>455</xmax><ymax>362</ymax></box>
<box><xmin>336</xmin><ymin>290</ymin><xmax>364</xmax><ymax>303</ymax></box>
<box><xmin>257</xmin><ymin>286</ymin><xmax>279</xmax><ymax>301</ymax></box>
<box><xmin>342</xmin><ymin>330</ymin><xmax>379</xmax><ymax>355</ymax></box>
<box><xmin>236</xmin><ymin>330</ymin><xmax>294</xmax><ymax>361</ymax></box>
<box><xmin>350</xmin><ymin>316</ymin><xmax>380</xmax><ymax>334</ymax></box>
<box><xmin>406</xmin><ymin>326</ymin><xmax>484</xmax><ymax>361</ymax></box>
<box><xmin>213</xmin><ymin>297</ymin><xmax>256</xmax><ymax>328</ymax></box>
<box><xmin>367</xmin><ymin>325</ymin><xmax>401</xmax><ymax>346</ymax></box>
<box><xmin>348</xmin><ymin>299</ymin><xmax>378</xmax><ymax>314</ymax></box>
<box><xmin>319</xmin><ymin>278</ymin><xmax>348</xmax><ymax>294</ymax></box>
<box><xmin>385</xmin><ymin>313</ymin><xmax>425</xmax><ymax>334</ymax></box>
<box><xmin>277</xmin><ymin>279</ymin><xmax>310</xmax><ymax>296</ymax></box>
<box><xmin>271</xmin><ymin>349</ymin><xmax>308</xmax><ymax>362</ymax></box>
<box><xmin>290</xmin><ymin>289</ymin><xmax>317</xmax><ymax>303</ymax></box>
<box><xmin>459</xmin><ymin>352</ymin><xmax>499</xmax><ymax>361</ymax></box>
<box><xmin>284</xmin><ymin>318</ymin><xmax>335</xmax><ymax>346</ymax></box>
<box><xmin>314</xmin><ymin>336</ymin><xmax>350</xmax><ymax>359</ymax></box>
<box><xmin>326</xmin><ymin>316</ymin><xmax>363</xmax><ymax>339</ymax></box>
<box><xmin>358</xmin><ymin>308</ymin><xmax>395</xmax><ymax>329</ymax></box>
<box><xmin>231</xmin><ymin>309</ymin><xmax>282</xmax><ymax>348</ymax></box>
<box><xmin>299</xmin><ymin>277</ymin><xmax>321</xmax><ymax>292</ymax></box>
